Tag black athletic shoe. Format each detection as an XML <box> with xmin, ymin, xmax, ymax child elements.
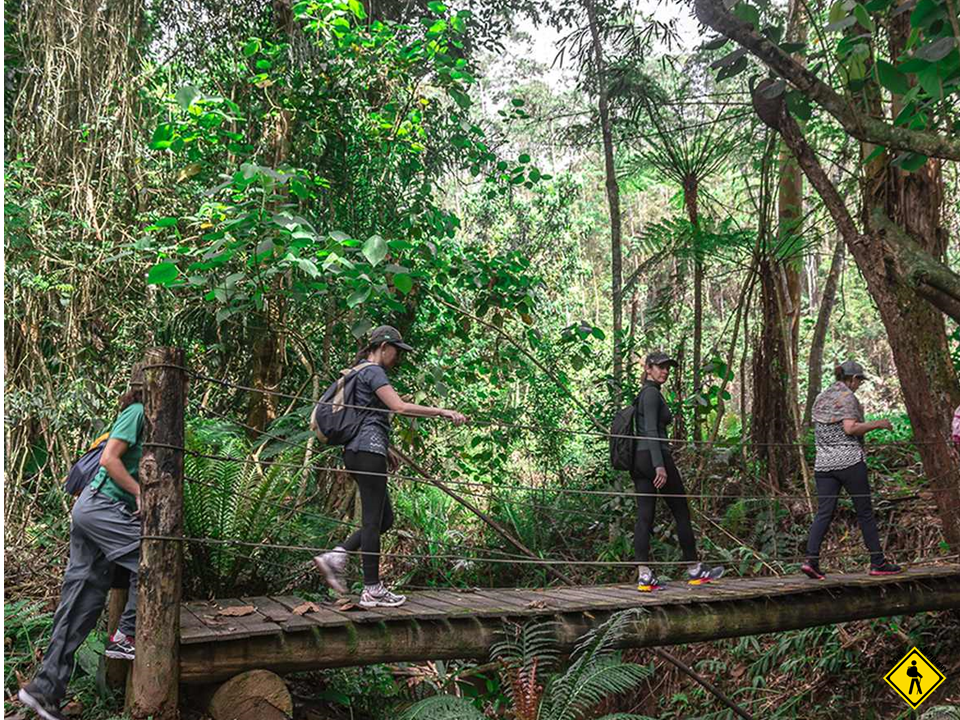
<box><xmin>104</xmin><ymin>630</ymin><xmax>135</xmax><ymax>660</ymax></box>
<box><xmin>869</xmin><ymin>561</ymin><xmax>903</xmax><ymax>576</ymax></box>
<box><xmin>801</xmin><ymin>561</ymin><xmax>826</xmax><ymax>580</ymax></box>
<box><xmin>18</xmin><ymin>684</ymin><xmax>67</xmax><ymax>720</ymax></box>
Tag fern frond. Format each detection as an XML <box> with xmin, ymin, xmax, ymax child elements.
<box><xmin>397</xmin><ymin>695</ymin><xmax>486</xmax><ymax>720</ymax></box>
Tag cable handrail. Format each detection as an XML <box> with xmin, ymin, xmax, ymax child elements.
<box><xmin>154</xmin><ymin>441</ymin><xmax>959</xmax><ymax>501</ymax></box>
<box><xmin>141</xmin><ymin>363</ymin><xmax>960</xmax><ymax>448</ymax></box>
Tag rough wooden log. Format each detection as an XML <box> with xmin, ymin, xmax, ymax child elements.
<box><xmin>130</xmin><ymin>347</ymin><xmax>186</xmax><ymax>720</ymax></box>
<box><xmin>178</xmin><ymin>570</ymin><xmax>960</xmax><ymax>683</ymax></box>
<box><xmin>104</xmin><ymin>586</ymin><xmax>129</xmax><ymax>688</ymax></box>
<box><xmin>208</xmin><ymin>670</ymin><xmax>292</xmax><ymax>720</ymax></box>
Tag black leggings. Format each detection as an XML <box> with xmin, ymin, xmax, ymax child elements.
<box><xmin>805</xmin><ymin>462</ymin><xmax>883</xmax><ymax>564</ymax></box>
<box><xmin>340</xmin><ymin>450</ymin><xmax>394</xmax><ymax>585</ymax></box>
<box><xmin>632</xmin><ymin>450</ymin><xmax>698</xmax><ymax>563</ymax></box>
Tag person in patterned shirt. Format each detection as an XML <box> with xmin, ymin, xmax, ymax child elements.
<box><xmin>801</xmin><ymin>360</ymin><xmax>902</xmax><ymax>580</ymax></box>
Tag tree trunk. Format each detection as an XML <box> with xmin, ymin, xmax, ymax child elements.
<box><xmin>803</xmin><ymin>239</ymin><xmax>845</xmax><ymax>427</ymax></box>
<box><xmin>750</xmin><ymin>81</ymin><xmax>960</xmax><ymax>549</ymax></box>
<box><xmin>752</xmin><ymin>256</ymin><xmax>800</xmax><ymax>491</ymax></box>
<box><xmin>131</xmin><ymin>348</ymin><xmax>186</xmax><ymax>720</ymax></box>
<box><xmin>684</xmin><ymin>176</ymin><xmax>704</xmax><ymax>442</ymax></box>
<box><xmin>585</xmin><ymin>0</ymin><xmax>624</xmax><ymax>400</ymax></box>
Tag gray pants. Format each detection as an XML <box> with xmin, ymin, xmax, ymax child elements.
<box><xmin>33</xmin><ymin>484</ymin><xmax>140</xmax><ymax>702</ymax></box>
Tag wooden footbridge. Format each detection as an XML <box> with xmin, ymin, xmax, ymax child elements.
<box><xmin>118</xmin><ymin>350</ymin><xmax>960</xmax><ymax>719</ymax></box>
<box><xmin>178</xmin><ymin>565</ymin><xmax>960</xmax><ymax>683</ymax></box>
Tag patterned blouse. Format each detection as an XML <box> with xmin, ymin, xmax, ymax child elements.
<box><xmin>812</xmin><ymin>381</ymin><xmax>866</xmax><ymax>472</ymax></box>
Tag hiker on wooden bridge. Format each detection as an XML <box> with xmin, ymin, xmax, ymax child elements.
<box><xmin>630</xmin><ymin>351</ymin><xmax>723</xmax><ymax>592</ymax></box>
<box><xmin>312</xmin><ymin>325</ymin><xmax>467</xmax><ymax>609</ymax></box>
<box><xmin>802</xmin><ymin>360</ymin><xmax>903</xmax><ymax>580</ymax></box>
<box><xmin>19</xmin><ymin>366</ymin><xmax>147</xmax><ymax>720</ymax></box>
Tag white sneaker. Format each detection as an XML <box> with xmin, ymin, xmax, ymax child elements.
<box><xmin>359</xmin><ymin>583</ymin><xmax>406</xmax><ymax>608</ymax></box>
<box><xmin>313</xmin><ymin>548</ymin><xmax>348</xmax><ymax>594</ymax></box>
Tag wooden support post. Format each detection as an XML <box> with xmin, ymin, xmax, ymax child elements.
<box><xmin>104</xmin><ymin>586</ymin><xmax>130</xmax><ymax>688</ymax></box>
<box><xmin>130</xmin><ymin>347</ymin><xmax>186</xmax><ymax>720</ymax></box>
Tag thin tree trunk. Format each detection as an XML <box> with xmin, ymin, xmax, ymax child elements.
<box><xmin>803</xmin><ymin>239</ymin><xmax>845</xmax><ymax>427</ymax></box>
<box><xmin>684</xmin><ymin>176</ymin><xmax>704</xmax><ymax>442</ymax></box>
<box><xmin>585</xmin><ymin>0</ymin><xmax>624</xmax><ymax>401</ymax></box>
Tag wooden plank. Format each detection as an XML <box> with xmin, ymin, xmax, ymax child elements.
<box><xmin>242</xmin><ymin>596</ymin><xmax>316</xmax><ymax>632</ymax></box>
<box><xmin>393</xmin><ymin>595</ymin><xmax>458</xmax><ymax>620</ymax></box>
<box><xmin>269</xmin><ymin>595</ymin><xmax>362</xmax><ymax>627</ymax></box>
<box><xmin>415</xmin><ymin>589</ymin><xmax>547</xmax><ymax>618</ymax></box>
<box><xmin>183</xmin><ymin>600</ymin><xmax>242</xmax><ymax>640</ymax></box>
<box><xmin>179</xmin><ymin>605</ymin><xmax>219</xmax><ymax>645</ymax></box>
<box><xmin>213</xmin><ymin>598</ymin><xmax>283</xmax><ymax>639</ymax></box>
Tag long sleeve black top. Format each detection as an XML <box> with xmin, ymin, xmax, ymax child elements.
<box><xmin>635</xmin><ymin>379</ymin><xmax>673</xmax><ymax>468</ymax></box>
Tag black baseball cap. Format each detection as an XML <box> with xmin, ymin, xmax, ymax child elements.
<box><xmin>645</xmin><ymin>351</ymin><xmax>677</xmax><ymax>368</ymax></box>
<box><xmin>839</xmin><ymin>360</ymin><xmax>867</xmax><ymax>379</ymax></box>
<box><xmin>369</xmin><ymin>325</ymin><xmax>413</xmax><ymax>351</ymax></box>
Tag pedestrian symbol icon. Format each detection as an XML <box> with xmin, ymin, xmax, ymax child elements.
<box><xmin>884</xmin><ymin>647</ymin><xmax>946</xmax><ymax>710</ymax></box>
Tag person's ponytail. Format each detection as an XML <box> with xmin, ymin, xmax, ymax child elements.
<box><xmin>834</xmin><ymin>364</ymin><xmax>845</xmax><ymax>381</ymax></box>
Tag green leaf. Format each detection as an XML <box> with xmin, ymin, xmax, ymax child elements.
<box><xmin>733</xmin><ymin>2</ymin><xmax>760</xmax><ymax>29</ymax></box>
<box><xmin>154</xmin><ymin>217</ymin><xmax>179</xmax><ymax>228</ymax></box>
<box><xmin>394</xmin><ymin>273</ymin><xmax>414</xmax><ymax>294</ymax></box>
<box><xmin>891</xmin><ymin>152</ymin><xmax>928</xmax><ymax>172</ymax></box>
<box><xmin>150</xmin><ymin>123</ymin><xmax>175</xmax><ymax>150</ymax></box>
<box><xmin>518</xmin><ymin>153</ymin><xmax>531</xmax><ymax>164</ymax></box>
<box><xmin>427</xmin><ymin>1</ymin><xmax>447</xmax><ymax>12</ymax></box>
<box><xmin>853</xmin><ymin>3</ymin><xmax>874</xmax><ymax>32</ymax></box>
<box><xmin>786</xmin><ymin>91</ymin><xmax>813</xmax><ymax>121</ymax></box>
<box><xmin>348</xmin><ymin>0</ymin><xmax>366</xmax><ymax>18</ymax></box>
<box><xmin>362</xmin><ymin>234</ymin><xmax>388</xmax><ymax>266</ymax></box>
<box><xmin>243</xmin><ymin>38</ymin><xmax>261</xmax><ymax>57</ymax></box>
<box><xmin>427</xmin><ymin>19</ymin><xmax>447</xmax><ymax>34</ymax></box>
<box><xmin>864</xmin><ymin>0</ymin><xmax>893</xmax><ymax>11</ymax></box>
<box><xmin>828</xmin><ymin>0</ymin><xmax>847</xmax><ymax>22</ymax></box>
<box><xmin>347</xmin><ymin>285</ymin><xmax>372</xmax><ymax>308</ymax></box>
<box><xmin>861</xmin><ymin>145</ymin><xmax>886</xmax><ymax>164</ymax></box>
<box><xmin>295</xmin><ymin>257</ymin><xmax>320</xmax><ymax>277</ymax></box>
<box><xmin>915</xmin><ymin>37</ymin><xmax>956</xmax><ymax>62</ymax></box>
<box><xmin>876</xmin><ymin>60</ymin><xmax>910</xmax><ymax>95</ymax></box>
<box><xmin>916</xmin><ymin>62</ymin><xmax>942</xmax><ymax>98</ymax></box>
<box><xmin>825</xmin><ymin>15</ymin><xmax>857</xmax><ymax>31</ymax></box>
<box><xmin>175</xmin><ymin>85</ymin><xmax>200</xmax><ymax>111</ymax></box>
<box><xmin>703</xmin><ymin>35</ymin><xmax>729</xmax><ymax>50</ymax></box>
<box><xmin>147</xmin><ymin>262</ymin><xmax>179</xmax><ymax>286</ymax></box>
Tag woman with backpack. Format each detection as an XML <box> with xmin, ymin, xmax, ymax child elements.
<box><xmin>19</xmin><ymin>366</ymin><xmax>146</xmax><ymax>720</ymax></box>
<box><xmin>314</xmin><ymin>325</ymin><xmax>467</xmax><ymax>608</ymax></box>
<box><xmin>631</xmin><ymin>351</ymin><xmax>720</xmax><ymax>591</ymax></box>
<box><xmin>801</xmin><ymin>361</ymin><xmax>902</xmax><ymax>579</ymax></box>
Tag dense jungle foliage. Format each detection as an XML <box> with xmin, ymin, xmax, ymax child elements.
<box><xmin>4</xmin><ymin>0</ymin><xmax>960</xmax><ymax>717</ymax></box>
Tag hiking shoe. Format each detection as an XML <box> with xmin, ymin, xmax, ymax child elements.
<box><xmin>359</xmin><ymin>583</ymin><xmax>407</xmax><ymax>608</ymax></box>
<box><xmin>687</xmin><ymin>562</ymin><xmax>724</xmax><ymax>585</ymax></box>
<box><xmin>801</xmin><ymin>560</ymin><xmax>826</xmax><ymax>580</ymax></box>
<box><xmin>18</xmin><ymin>684</ymin><xmax>67</xmax><ymax>720</ymax></box>
<box><xmin>869</xmin><ymin>560</ymin><xmax>903</xmax><ymax>576</ymax></box>
<box><xmin>105</xmin><ymin>629</ymin><xmax>135</xmax><ymax>660</ymax></box>
<box><xmin>314</xmin><ymin>548</ymin><xmax>348</xmax><ymax>594</ymax></box>
<box><xmin>637</xmin><ymin>565</ymin><xmax>665</xmax><ymax>592</ymax></box>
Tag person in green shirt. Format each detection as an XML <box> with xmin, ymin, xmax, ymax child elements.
<box><xmin>19</xmin><ymin>365</ymin><xmax>146</xmax><ymax>720</ymax></box>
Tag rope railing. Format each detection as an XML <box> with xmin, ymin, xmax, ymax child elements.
<box><xmin>158</xmin><ymin>442</ymin><xmax>958</xmax><ymax>502</ymax></box>
<box><xmin>145</xmin><ymin>534</ymin><xmax>960</xmax><ymax>568</ymax></box>
<box><xmin>144</xmin><ymin>363</ymin><xmax>960</xmax><ymax>448</ymax></box>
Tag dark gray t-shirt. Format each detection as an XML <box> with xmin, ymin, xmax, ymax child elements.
<box><xmin>344</xmin><ymin>364</ymin><xmax>392</xmax><ymax>457</ymax></box>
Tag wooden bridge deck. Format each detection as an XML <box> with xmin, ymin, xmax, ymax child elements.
<box><xmin>179</xmin><ymin>565</ymin><xmax>960</xmax><ymax>682</ymax></box>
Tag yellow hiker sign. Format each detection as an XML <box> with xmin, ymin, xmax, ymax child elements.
<box><xmin>884</xmin><ymin>647</ymin><xmax>946</xmax><ymax>710</ymax></box>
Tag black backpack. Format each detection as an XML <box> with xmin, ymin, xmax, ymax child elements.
<box><xmin>610</xmin><ymin>397</ymin><xmax>638</xmax><ymax>471</ymax></box>
<box><xmin>310</xmin><ymin>361</ymin><xmax>377</xmax><ymax>446</ymax></box>
<box><xmin>65</xmin><ymin>433</ymin><xmax>109</xmax><ymax>496</ymax></box>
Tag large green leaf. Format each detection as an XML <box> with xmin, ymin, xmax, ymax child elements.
<box><xmin>147</xmin><ymin>262</ymin><xmax>179</xmax><ymax>286</ymax></box>
<box><xmin>362</xmin><ymin>234</ymin><xmax>388</xmax><ymax>266</ymax></box>
<box><xmin>876</xmin><ymin>60</ymin><xmax>910</xmax><ymax>95</ymax></box>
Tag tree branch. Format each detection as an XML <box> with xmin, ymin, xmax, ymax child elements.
<box><xmin>694</xmin><ymin>0</ymin><xmax>960</xmax><ymax>160</ymax></box>
<box><xmin>750</xmin><ymin>79</ymin><xmax>960</xmax><ymax>325</ymax></box>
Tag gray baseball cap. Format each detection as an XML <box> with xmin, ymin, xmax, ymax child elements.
<box><xmin>839</xmin><ymin>360</ymin><xmax>867</xmax><ymax>379</ymax></box>
<box><xmin>645</xmin><ymin>351</ymin><xmax>678</xmax><ymax>369</ymax></box>
<box><xmin>369</xmin><ymin>325</ymin><xmax>413</xmax><ymax>351</ymax></box>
